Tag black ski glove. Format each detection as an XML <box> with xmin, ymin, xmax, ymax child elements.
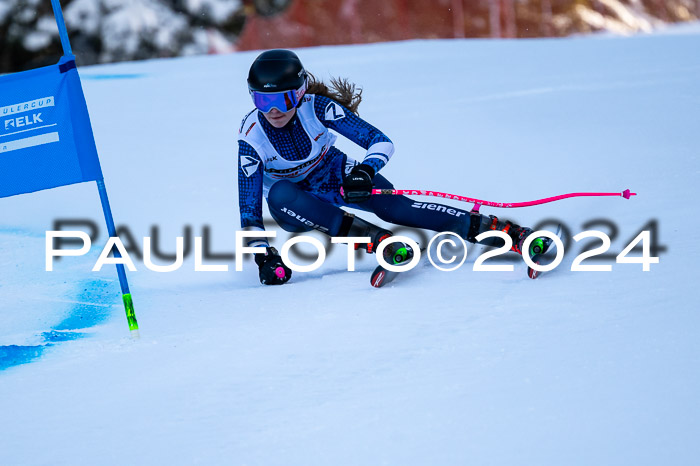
<box><xmin>342</xmin><ymin>163</ymin><xmax>375</xmax><ymax>203</ymax></box>
<box><xmin>254</xmin><ymin>247</ymin><xmax>292</xmax><ymax>285</ymax></box>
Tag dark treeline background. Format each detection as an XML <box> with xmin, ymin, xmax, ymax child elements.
<box><xmin>0</xmin><ymin>0</ymin><xmax>698</xmax><ymax>73</ymax></box>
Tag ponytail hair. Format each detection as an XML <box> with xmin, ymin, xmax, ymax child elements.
<box><xmin>306</xmin><ymin>73</ymin><xmax>363</xmax><ymax>115</ymax></box>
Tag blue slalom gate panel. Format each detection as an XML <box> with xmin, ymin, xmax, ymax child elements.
<box><xmin>0</xmin><ymin>55</ymin><xmax>103</xmax><ymax>198</ymax></box>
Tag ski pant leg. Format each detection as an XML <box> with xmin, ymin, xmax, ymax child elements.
<box><xmin>358</xmin><ymin>174</ymin><xmax>472</xmax><ymax>238</ymax></box>
<box><xmin>266</xmin><ymin>153</ymin><xmax>523</xmax><ymax>249</ymax></box>
<box><xmin>354</xmin><ymin>175</ymin><xmax>523</xmax><ymax>248</ymax></box>
<box><xmin>267</xmin><ymin>179</ymin><xmax>348</xmax><ymax>235</ymax></box>
<box><xmin>267</xmin><ymin>169</ymin><xmax>492</xmax><ymax>242</ymax></box>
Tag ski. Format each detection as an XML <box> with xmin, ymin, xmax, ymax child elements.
<box><xmin>368</xmin><ymin>226</ymin><xmax>562</xmax><ymax>285</ymax></box>
<box><xmin>527</xmin><ymin>225</ymin><xmax>563</xmax><ymax>279</ymax></box>
<box><xmin>370</xmin><ymin>266</ymin><xmax>396</xmax><ymax>288</ymax></box>
<box><xmin>370</xmin><ymin>243</ymin><xmax>422</xmax><ymax>288</ymax></box>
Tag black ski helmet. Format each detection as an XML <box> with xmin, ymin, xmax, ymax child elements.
<box><xmin>247</xmin><ymin>49</ymin><xmax>307</xmax><ymax>93</ymax></box>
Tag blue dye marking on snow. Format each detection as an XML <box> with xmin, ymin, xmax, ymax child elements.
<box><xmin>81</xmin><ymin>74</ymin><xmax>145</xmax><ymax>80</ymax></box>
<box><xmin>0</xmin><ymin>279</ymin><xmax>118</xmax><ymax>371</ymax></box>
<box><xmin>53</xmin><ymin>280</ymin><xmax>115</xmax><ymax>331</ymax></box>
<box><xmin>41</xmin><ymin>330</ymin><xmax>88</xmax><ymax>343</ymax></box>
<box><xmin>0</xmin><ymin>226</ymin><xmax>45</xmax><ymax>238</ymax></box>
<box><xmin>0</xmin><ymin>345</ymin><xmax>46</xmax><ymax>369</ymax></box>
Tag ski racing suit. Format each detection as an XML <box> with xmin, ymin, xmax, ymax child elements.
<box><xmin>237</xmin><ymin>94</ymin><xmax>475</xmax><ymax>247</ymax></box>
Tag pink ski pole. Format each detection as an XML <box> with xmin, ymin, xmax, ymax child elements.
<box><xmin>370</xmin><ymin>188</ymin><xmax>636</xmax><ymax>211</ymax></box>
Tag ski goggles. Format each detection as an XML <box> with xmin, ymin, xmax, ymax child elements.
<box><xmin>249</xmin><ymin>83</ymin><xmax>307</xmax><ymax>113</ymax></box>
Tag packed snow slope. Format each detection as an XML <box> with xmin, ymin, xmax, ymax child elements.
<box><xmin>2</xmin><ymin>29</ymin><xmax>700</xmax><ymax>465</ymax></box>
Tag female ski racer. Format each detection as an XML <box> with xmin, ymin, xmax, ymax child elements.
<box><xmin>238</xmin><ymin>49</ymin><xmax>547</xmax><ymax>285</ymax></box>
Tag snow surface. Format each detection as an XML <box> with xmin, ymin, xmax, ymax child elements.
<box><xmin>1</xmin><ymin>30</ymin><xmax>700</xmax><ymax>465</ymax></box>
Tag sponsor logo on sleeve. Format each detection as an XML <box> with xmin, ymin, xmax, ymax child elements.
<box><xmin>241</xmin><ymin>155</ymin><xmax>261</xmax><ymax>177</ymax></box>
<box><xmin>324</xmin><ymin>101</ymin><xmax>345</xmax><ymax>121</ymax></box>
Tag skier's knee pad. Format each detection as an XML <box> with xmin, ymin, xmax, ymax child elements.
<box><xmin>266</xmin><ymin>180</ymin><xmax>349</xmax><ymax>235</ymax></box>
<box><xmin>267</xmin><ymin>180</ymin><xmax>300</xmax><ymax>211</ymax></box>
<box><xmin>266</xmin><ymin>181</ymin><xmax>311</xmax><ymax>233</ymax></box>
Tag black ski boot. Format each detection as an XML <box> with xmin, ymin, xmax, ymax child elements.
<box><xmin>338</xmin><ymin>213</ymin><xmax>415</xmax><ymax>286</ymax></box>
<box><xmin>467</xmin><ymin>213</ymin><xmax>557</xmax><ymax>278</ymax></box>
<box><xmin>467</xmin><ymin>213</ymin><xmax>534</xmax><ymax>254</ymax></box>
<box><xmin>340</xmin><ymin>213</ymin><xmax>415</xmax><ymax>263</ymax></box>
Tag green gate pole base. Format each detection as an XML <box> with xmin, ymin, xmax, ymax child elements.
<box><xmin>123</xmin><ymin>293</ymin><xmax>140</xmax><ymax>339</ymax></box>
